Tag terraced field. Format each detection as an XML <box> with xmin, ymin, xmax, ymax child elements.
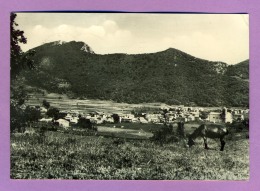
<box><xmin>26</xmin><ymin>92</ymin><xmax>164</xmax><ymax>114</ymax></box>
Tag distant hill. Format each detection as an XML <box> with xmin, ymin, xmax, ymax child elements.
<box><xmin>21</xmin><ymin>41</ymin><xmax>249</xmax><ymax>107</ymax></box>
<box><xmin>222</xmin><ymin>59</ymin><xmax>249</xmax><ymax>107</ymax></box>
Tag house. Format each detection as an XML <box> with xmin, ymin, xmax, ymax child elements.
<box><xmin>145</xmin><ymin>114</ymin><xmax>161</xmax><ymax>123</ymax></box>
<box><xmin>224</xmin><ymin>112</ymin><xmax>233</xmax><ymax>123</ymax></box>
<box><xmin>131</xmin><ymin>118</ymin><xmax>139</xmax><ymax>123</ymax></box>
<box><xmin>39</xmin><ymin>118</ymin><xmax>53</xmax><ymax>123</ymax></box>
<box><xmin>190</xmin><ymin>111</ymin><xmax>200</xmax><ymax>118</ymax></box>
<box><xmin>65</xmin><ymin>114</ymin><xmax>73</xmax><ymax>121</ymax></box>
<box><xmin>243</xmin><ymin>109</ymin><xmax>249</xmax><ymax>120</ymax></box>
<box><xmin>233</xmin><ymin>114</ymin><xmax>244</xmax><ymax>121</ymax></box>
<box><xmin>160</xmin><ymin>105</ymin><xmax>170</xmax><ymax>111</ymax></box>
<box><xmin>70</xmin><ymin>110</ymin><xmax>80</xmax><ymax>116</ymax></box>
<box><xmin>207</xmin><ymin>112</ymin><xmax>222</xmax><ymax>123</ymax></box>
<box><xmin>55</xmin><ymin>119</ymin><xmax>70</xmax><ymax>129</ymax></box>
<box><xmin>183</xmin><ymin>107</ymin><xmax>192</xmax><ymax>112</ymax></box>
<box><xmin>206</xmin><ymin>109</ymin><xmax>233</xmax><ymax>123</ymax></box>
<box><xmin>85</xmin><ymin>114</ymin><xmax>92</xmax><ymax>119</ymax></box>
<box><xmin>177</xmin><ymin>105</ymin><xmax>185</xmax><ymax>111</ymax></box>
<box><xmin>121</xmin><ymin>113</ymin><xmax>135</xmax><ymax>122</ymax></box>
<box><xmin>191</xmin><ymin>108</ymin><xmax>199</xmax><ymax>112</ymax></box>
<box><xmin>121</xmin><ymin>118</ymin><xmax>132</xmax><ymax>123</ymax></box>
<box><xmin>198</xmin><ymin>108</ymin><xmax>204</xmax><ymax>111</ymax></box>
<box><xmin>139</xmin><ymin>117</ymin><xmax>148</xmax><ymax>124</ymax></box>
<box><xmin>105</xmin><ymin>117</ymin><xmax>114</xmax><ymax>123</ymax></box>
<box><xmin>124</xmin><ymin>114</ymin><xmax>135</xmax><ymax>119</ymax></box>
<box><xmin>70</xmin><ymin>117</ymin><xmax>79</xmax><ymax>124</ymax></box>
<box><xmin>39</xmin><ymin>107</ymin><xmax>48</xmax><ymax>114</ymax></box>
<box><xmin>93</xmin><ymin>119</ymin><xmax>103</xmax><ymax>124</ymax></box>
<box><xmin>101</xmin><ymin>114</ymin><xmax>109</xmax><ymax>119</ymax></box>
<box><xmin>187</xmin><ymin>115</ymin><xmax>195</xmax><ymax>121</ymax></box>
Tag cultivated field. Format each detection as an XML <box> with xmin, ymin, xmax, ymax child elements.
<box><xmin>26</xmin><ymin>90</ymin><xmax>232</xmax><ymax>115</ymax></box>
<box><xmin>26</xmin><ymin>92</ymin><xmax>164</xmax><ymax>114</ymax></box>
<box><xmin>11</xmin><ymin>124</ymin><xmax>249</xmax><ymax>180</ymax></box>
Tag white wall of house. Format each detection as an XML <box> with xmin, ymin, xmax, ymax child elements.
<box><xmin>56</xmin><ymin>119</ymin><xmax>70</xmax><ymax>128</ymax></box>
<box><xmin>39</xmin><ymin>118</ymin><xmax>53</xmax><ymax>123</ymax></box>
<box><xmin>233</xmin><ymin>114</ymin><xmax>244</xmax><ymax>121</ymax></box>
<box><xmin>207</xmin><ymin>112</ymin><xmax>222</xmax><ymax>123</ymax></box>
<box><xmin>224</xmin><ymin>112</ymin><xmax>233</xmax><ymax>123</ymax></box>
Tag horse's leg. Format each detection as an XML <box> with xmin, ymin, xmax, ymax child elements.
<box><xmin>203</xmin><ymin>137</ymin><xmax>209</xmax><ymax>149</ymax></box>
<box><xmin>220</xmin><ymin>137</ymin><xmax>226</xmax><ymax>151</ymax></box>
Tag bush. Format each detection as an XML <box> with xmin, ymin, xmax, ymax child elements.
<box><xmin>11</xmin><ymin>104</ymin><xmax>43</xmax><ymax>133</ymax></box>
<box><xmin>151</xmin><ymin>125</ymin><xmax>178</xmax><ymax>144</ymax></box>
<box><xmin>112</xmin><ymin>114</ymin><xmax>120</xmax><ymax>123</ymax></box>
<box><xmin>46</xmin><ymin>107</ymin><xmax>60</xmax><ymax>120</ymax></box>
<box><xmin>77</xmin><ymin>117</ymin><xmax>96</xmax><ymax>130</ymax></box>
<box><xmin>31</xmin><ymin>121</ymin><xmax>52</xmax><ymax>129</ymax></box>
<box><xmin>229</xmin><ymin>121</ymin><xmax>246</xmax><ymax>132</ymax></box>
<box><xmin>10</xmin><ymin>103</ymin><xmax>26</xmax><ymax>133</ymax></box>
<box><xmin>24</xmin><ymin>106</ymin><xmax>41</xmax><ymax>122</ymax></box>
<box><xmin>42</xmin><ymin>99</ymin><xmax>50</xmax><ymax>109</ymax></box>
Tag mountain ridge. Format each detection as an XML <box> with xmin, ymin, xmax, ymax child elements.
<box><xmin>22</xmin><ymin>40</ymin><xmax>249</xmax><ymax>107</ymax></box>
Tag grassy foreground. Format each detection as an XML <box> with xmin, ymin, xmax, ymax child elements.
<box><xmin>11</xmin><ymin>128</ymin><xmax>249</xmax><ymax>180</ymax></box>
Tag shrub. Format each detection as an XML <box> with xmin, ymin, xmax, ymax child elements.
<box><xmin>150</xmin><ymin>125</ymin><xmax>178</xmax><ymax>144</ymax></box>
<box><xmin>46</xmin><ymin>107</ymin><xmax>60</xmax><ymax>120</ymax></box>
<box><xmin>77</xmin><ymin>117</ymin><xmax>96</xmax><ymax>130</ymax></box>
<box><xmin>42</xmin><ymin>99</ymin><xmax>50</xmax><ymax>109</ymax></box>
<box><xmin>10</xmin><ymin>103</ymin><xmax>26</xmax><ymax>133</ymax></box>
<box><xmin>24</xmin><ymin>106</ymin><xmax>41</xmax><ymax>122</ymax></box>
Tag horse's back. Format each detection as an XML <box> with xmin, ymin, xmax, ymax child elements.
<box><xmin>204</xmin><ymin>124</ymin><xmax>228</xmax><ymax>138</ymax></box>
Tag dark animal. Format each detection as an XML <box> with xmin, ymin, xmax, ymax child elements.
<box><xmin>188</xmin><ymin>124</ymin><xmax>229</xmax><ymax>151</ymax></box>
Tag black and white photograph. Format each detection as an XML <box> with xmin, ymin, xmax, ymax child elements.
<box><xmin>10</xmin><ymin>13</ymin><xmax>249</xmax><ymax>180</ymax></box>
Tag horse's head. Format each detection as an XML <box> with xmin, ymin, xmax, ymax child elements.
<box><xmin>188</xmin><ymin>136</ymin><xmax>195</xmax><ymax>147</ymax></box>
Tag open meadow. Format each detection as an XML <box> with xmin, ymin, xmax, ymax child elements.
<box><xmin>10</xmin><ymin>123</ymin><xmax>249</xmax><ymax>180</ymax></box>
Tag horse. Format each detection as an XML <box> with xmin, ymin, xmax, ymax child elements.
<box><xmin>187</xmin><ymin>123</ymin><xmax>229</xmax><ymax>151</ymax></box>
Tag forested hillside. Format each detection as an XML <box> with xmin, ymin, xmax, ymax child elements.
<box><xmin>21</xmin><ymin>41</ymin><xmax>249</xmax><ymax>107</ymax></box>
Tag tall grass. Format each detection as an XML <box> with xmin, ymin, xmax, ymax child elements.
<box><xmin>11</xmin><ymin>128</ymin><xmax>249</xmax><ymax>180</ymax></box>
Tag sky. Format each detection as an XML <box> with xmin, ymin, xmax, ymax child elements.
<box><xmin>15</xmin><ymin>13</ymin><xmax>249</xmax><ymax>65</ymax></box>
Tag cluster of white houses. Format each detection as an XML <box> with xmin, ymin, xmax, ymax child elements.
<box><xmin>194</xmin><ymin>107</ymin><xmax>247</xmax><ymax>124</ymax></box>
<box><xmin>36</xmin><ymin>104</ymin><xmax>249</xmax><ymax>129</ymax></box>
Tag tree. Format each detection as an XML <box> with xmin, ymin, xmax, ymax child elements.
<box><xmin>10</xmin><ymin>13</ymin><xmax>30</xmax><ymax>105</ymax></box>
<box><xmin>42</xmin><ymin>99</ymin><xmax>50</xmax><ymax>109</ymax></box>
<box><xmin>24</xmin><ymin>106</ymin><xmax>41</xmax><ymax>122</ymax></box>
<box><xmin>112</xmin><ymin>114</ymin><xmax>120</xmax><ymax>123</ymax></box>
<box><xmin>10</xmin><ymin>104</ymin><xmax>26</xmax><ymax>133</ymax></box>
<box><xmin>10</xmin><ymin>13</ymin><xmax>35</xmax><ymax>133</ymax></box>
<box><xmin>10</xmin><ymin>80</ymin><xmax>28</xmax><ymax>106</ymax></box>
<box><xmin>77</xmin><ymin>117</ymin><xmax>94</xmax><ymax>129</ymax></box>
<box><xmin>46</xmin><ymin>107</ymin><xmax>60</xmax><ymax>120</ymax></box>
<box><xmin>11</xmin><ymin>13</ymin><xmax>34</xmax><ymax>79</ymax></box>
<box><xmin>200</xmin><ymin>111</ymin><xmax>209</xmax><ymax>120</ymax></box>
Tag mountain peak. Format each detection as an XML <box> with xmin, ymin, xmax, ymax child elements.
<box><xmin>52</xmin><ymin>40</ymin><xmax>67</xmax><ymax>46</ymax></box>
<box><xmin>80</xmin><ymin>42</ymin><xmax>95</xmax><ymax>54</ymax></box>
<box><xmin>34</xmin><ymin>40</ymin><xmax>95</xmax><ymax>54</ymax></box>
